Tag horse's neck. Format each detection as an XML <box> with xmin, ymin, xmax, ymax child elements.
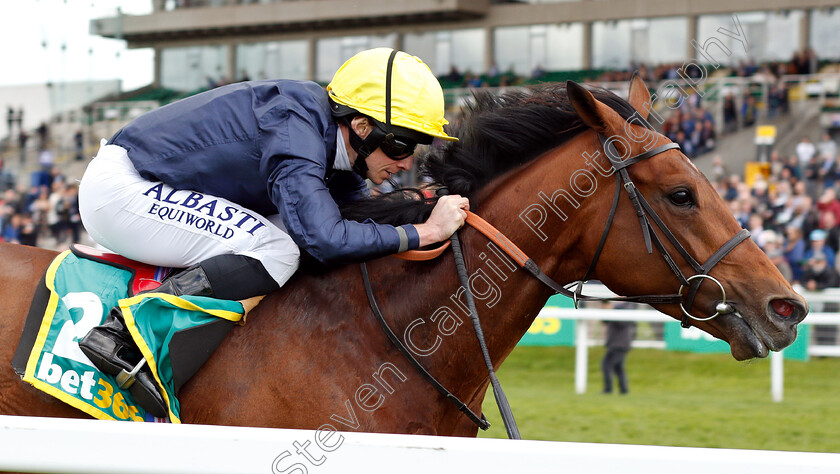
<box><xmin>370</xmin><ymin>135</ymin><xmax>604</xmax><ymax>394</ymax></box>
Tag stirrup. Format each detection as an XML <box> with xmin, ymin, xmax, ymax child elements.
<box><xmin>129</xmin><ymin>367</ymin><xmax>169</xmax><ymax>418</ymax></box>
<box><xmin>79</xmin><ymin>311</ymin><xmax>169</xmax><ymax>418</ymax></box>
<box><xmin>120</xmin><ymin>358</ymin><xmax>168</xmax><ymax>418</ymax></box>
<box><xmin>116</xmin><ymin>358</ymin><xmax>147</xmax><ymax>390</ymax></box>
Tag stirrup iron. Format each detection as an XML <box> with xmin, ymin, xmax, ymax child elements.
<box><xmin>116</xmin><ymin>358</ymin><xmax>147</xmax><ymax>390</ymax></box>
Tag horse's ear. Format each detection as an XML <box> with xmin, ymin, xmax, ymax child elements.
<box><xmin>627</xmin><ymin>72</ymin><xmax>652</xmax><ymax>120</ymax></box>
<box><xmin>566</xmin><ymin>80</ymin><xmax>610</xmax><ymax>135</ymax></box>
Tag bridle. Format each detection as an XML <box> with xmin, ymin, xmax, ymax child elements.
<box><xmin>362</xmin><ymin>126</ymin><xmax>751</xmax><ymax>437</ymax></box>
<box><xmin>396</xmin><ymin>130</ymin><xmax>751</xmax><ymax>326</ymax></box>
<box><xmin>558</xmin><ymin>133</ymin><xmax>750</xmax><ymax>327</ymax></box>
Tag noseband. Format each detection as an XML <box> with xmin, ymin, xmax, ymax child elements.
<box><xmin>570</xmin><ymin>133</ymin><xmax>750</xmax><ymax>327</ymax></box>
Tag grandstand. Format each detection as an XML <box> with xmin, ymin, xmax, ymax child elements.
<box><xmin>82</xmin><ymin>0</ymin><xmax>840</xmax><ymax>144</ymax></box>
<box><xmin>91</xmin><ymin>1</ymin><xmax>839</xmax><ymax>85</ymax></box>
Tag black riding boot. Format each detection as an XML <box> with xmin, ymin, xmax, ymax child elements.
<box><xmin>78</xmin><ymin>254</ymin><xmax>278</xmax><ymax>418</ymax></box>
<box><xmin>79</xmin><ymin>264</ymin><xmax>215</xmax><ymax>418</ymax></box>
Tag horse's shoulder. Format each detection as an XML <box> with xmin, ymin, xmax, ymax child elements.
<box><xmin>0</xmin><ymin>242</ymin><xmax>58</xmax><ymax>271</ymax></box>
<box><xmin>252</xmin><ymin>262</ymin><xmax>369</xmax><ymax>326</ymax></box>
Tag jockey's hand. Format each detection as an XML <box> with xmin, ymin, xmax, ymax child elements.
<box><xmin>415</xmin><ymin>195</ymin><xmax>470</xmax><ymax>246</ymax></box>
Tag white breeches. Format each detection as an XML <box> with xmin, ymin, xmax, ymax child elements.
<box><xmin>78</xmin><ymin>141</ymin><xmax>300</xmax><ymax>287</ymax></box>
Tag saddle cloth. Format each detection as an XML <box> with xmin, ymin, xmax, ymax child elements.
<box><xmin>12</xmin><ymin>245</ymin><xmax>245</xmax><ymax>422</ymax></box>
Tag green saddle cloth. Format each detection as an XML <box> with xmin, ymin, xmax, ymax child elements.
<box><xmin>22</xmin><ymin>250</ymin><xmax>244</xmax><ymax>422</ymax></box>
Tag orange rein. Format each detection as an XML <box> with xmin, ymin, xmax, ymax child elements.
<box><xmin>393</xmin><ymin>211</ymin><xmax>529</xmax><ymax>267</ymax></box>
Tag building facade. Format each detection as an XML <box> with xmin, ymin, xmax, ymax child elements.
<box><xmin>91</xmin><ymin>0</ymin><xmax>840</xmax><ymax>91</ymax></box>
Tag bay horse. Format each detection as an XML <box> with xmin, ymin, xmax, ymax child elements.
<box><xmin>0</xmin><ymin>76</ymin><xmax>807</xmax><ymax>438</ymax></box>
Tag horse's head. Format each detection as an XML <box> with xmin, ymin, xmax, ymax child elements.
<box><xmin>566</xmin><ymin>75</ymin><xmax>808</xmax><ymax>360</ymax></box>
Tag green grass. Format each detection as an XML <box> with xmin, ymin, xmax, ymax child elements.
<box><xmin>478</xmin><ymin>346</ymin><xmax>840</xmax><ymax>453</ymax></box>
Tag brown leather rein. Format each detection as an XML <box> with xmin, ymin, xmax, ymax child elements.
<box><xmin>394</xmin><ymin>212</ymin><xmax>524</xmax><ymax>264</ymax></box>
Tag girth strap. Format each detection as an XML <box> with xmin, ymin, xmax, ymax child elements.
<box><xmin>360</xmin><ymin>262</ymin><xmax>490</xmax><ymax>431</ymax></box>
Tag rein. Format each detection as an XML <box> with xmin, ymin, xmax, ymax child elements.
<box><xmin>440</xmin><ymin>188</ymin><xmax>521</xmax><ymax>440</ymax></box>
<box><xmin>363</xmin><ymin>131</ymin><xmax>751</xmax><ymax>436</ymax></box>
<box><xmin>360</xmin><ymin>262</ymin><xmax>490</xmax><ymax>431</ymax></box>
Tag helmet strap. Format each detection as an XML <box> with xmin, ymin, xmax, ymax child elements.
<box><xmin>384</xmin><ymin>49</ymin><xmax>397</xmax><ymax>130</ymax></box>
<box><xmin>345</xmin><ymin>117</ymin><xmax>376</xmax><ymax>178</ymax></box>
<box><xmin>352</xmin><ymin>155</ymin><xmax>369</xmax><ymax>178</ymax></box>
<box><xmin>345</xmin><ymin>49</ymin><xmax>399</xmax><ymax>180</ymax></box>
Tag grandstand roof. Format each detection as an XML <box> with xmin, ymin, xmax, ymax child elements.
<box><xmin>94</xmin><ymin>0</ymin><xmax>840</xmax><ymax>48</ymax></box>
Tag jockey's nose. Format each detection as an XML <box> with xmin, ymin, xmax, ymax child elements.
<box><xmin>397</xmin><ymin>155</ymin><xmax>414</xmax><ymax>170</ymax></box>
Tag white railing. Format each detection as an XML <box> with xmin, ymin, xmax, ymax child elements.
<box><xmin>536</xmin><ymin>283</ymin><xmax>840</xmax><ymax>403</ymax></box>
<box><xmin>1</xmin><ymin>415</ymin><xmax>839</xmax><ymax>474</ymax></box>
<box><xmin>538</xmin><ymin>307</ymin><xmax>838</xmax><ymax>403</ymax></box>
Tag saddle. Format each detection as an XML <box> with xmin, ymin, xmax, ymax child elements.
<box><xmin>12</xmin><ymin>245</ymin><xmax>245</xmax><ymax>422</ymax></box>
<box><xmin>69</xmin><ymin>244</ymin><xmax>168</xmax><ymax>295</ymax></box>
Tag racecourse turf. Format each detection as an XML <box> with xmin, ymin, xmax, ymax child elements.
<box><xmin>478</xmin><ymin>345</ymin><xmax>840</xmax><ymax>453</ymax></box>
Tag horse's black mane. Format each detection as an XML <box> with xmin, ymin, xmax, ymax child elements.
<box><xmin>340</xmin><ymin>83</ymin><xmax>640</xmax><ymax>226</ymax></box>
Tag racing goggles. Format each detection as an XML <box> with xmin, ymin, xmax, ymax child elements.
<box><xmin>369</xmin><ymin>123</ymin><xmax>418</xmax><ymax>160</ymax></box>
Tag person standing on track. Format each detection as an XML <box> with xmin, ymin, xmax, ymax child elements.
<box><xmin>601</xmin><ymin>316</ymin><xmax>636</xmax><ymax>395</ymax></box>
<box><xmin>76</xmin><ymin>48</ymin><xmax>469</xmax><ymax>416</ymax></box>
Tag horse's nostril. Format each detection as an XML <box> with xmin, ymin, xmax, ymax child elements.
<box><xmin>765</xmin><ymin>299</ymin><xmax>806</xmax><ymax>334</ymax></box>
<box><xmin>770</xmin><ymin>298</ymin><xmax>808</xmax><ymax>325</ymax></box>
<box><xmin>771</xmin><ymin>299</ymin><xmax>796</xmax><ymax>318</ymax></box>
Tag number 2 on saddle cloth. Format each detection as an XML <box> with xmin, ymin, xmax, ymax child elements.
<box><xmin>12</xmin><ymin>244</ymin><xmax>245</xmax><ymax>422</ymax></box>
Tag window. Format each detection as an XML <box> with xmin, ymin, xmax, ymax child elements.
<box><xmin>315</xmin><ymin>34</ymin><xmax>396</xmax><ymax>83</ymax></box>
<box><xmin>236</xmin><ymin>40</ymin><xmax>308</xmax><ymax>81</ymax></box>
<box><xmin>593</xmin><ymin>20</ymin><xmax>631</xmax><ymax>69</ymax></box>
<box><xmin>698</xmin><ymin>12</ymin><xmax>801</xmax><ymax>65</ymax></box>
<box><xmin>811</xmin><ymin>8</ymin><xmax>840</xmax><ymax>60</ymax></box>
<box><xmin>496</xmin><ymin>24</ymin><xmax>582</xmax><ymax>76</ymax></box>
<box><xmin>161</xmin><ymin>45</ymin><xmax>228</xmax><ymax>92</ymax></box>
<box><xmin>404</xmin><ymin>29</ymin><xmax>485</xmax><ymax>76</ymax></box>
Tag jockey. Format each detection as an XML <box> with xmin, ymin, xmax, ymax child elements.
<box><xmin>77</xmin><ymin>48</ymin><xmax>469</xmax><ymax>417</ymax></box>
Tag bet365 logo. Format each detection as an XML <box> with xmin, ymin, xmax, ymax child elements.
<box><xmin>34</xmin><ymin>291</ymin><xmax>145</xmax><ymax>421</ymax></box>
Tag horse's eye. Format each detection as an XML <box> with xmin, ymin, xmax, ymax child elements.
<box><xmin>669</xmin><ymin>189</ymin><xmax>694</xmax><ymax>206</ymax></box>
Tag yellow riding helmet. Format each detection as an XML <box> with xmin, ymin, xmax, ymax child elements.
<box><xmin>327</xmin><ymin>48</ymin><xmax>457</xmax><ymax>142</ymax></box>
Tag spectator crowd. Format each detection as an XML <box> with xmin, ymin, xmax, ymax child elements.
<box><xmin>0</xmin><ymin>161</ymin><xmax>82</xmax><ymax>250</ymax></box>
<box><xmin>714</xmin><ymin>131</ymin><xmax>840</xmax><ymax>291</ymax></box>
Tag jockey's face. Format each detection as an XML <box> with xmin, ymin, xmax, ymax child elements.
<box><xmin>346</xmin><ymin>116</ymin><xmax>415</xmax><ymax>184</ymax></box>
<box><xmin>364</xmin><ymin>148</ymin><xmax>414</xmax><ymax>184</ymax></box>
